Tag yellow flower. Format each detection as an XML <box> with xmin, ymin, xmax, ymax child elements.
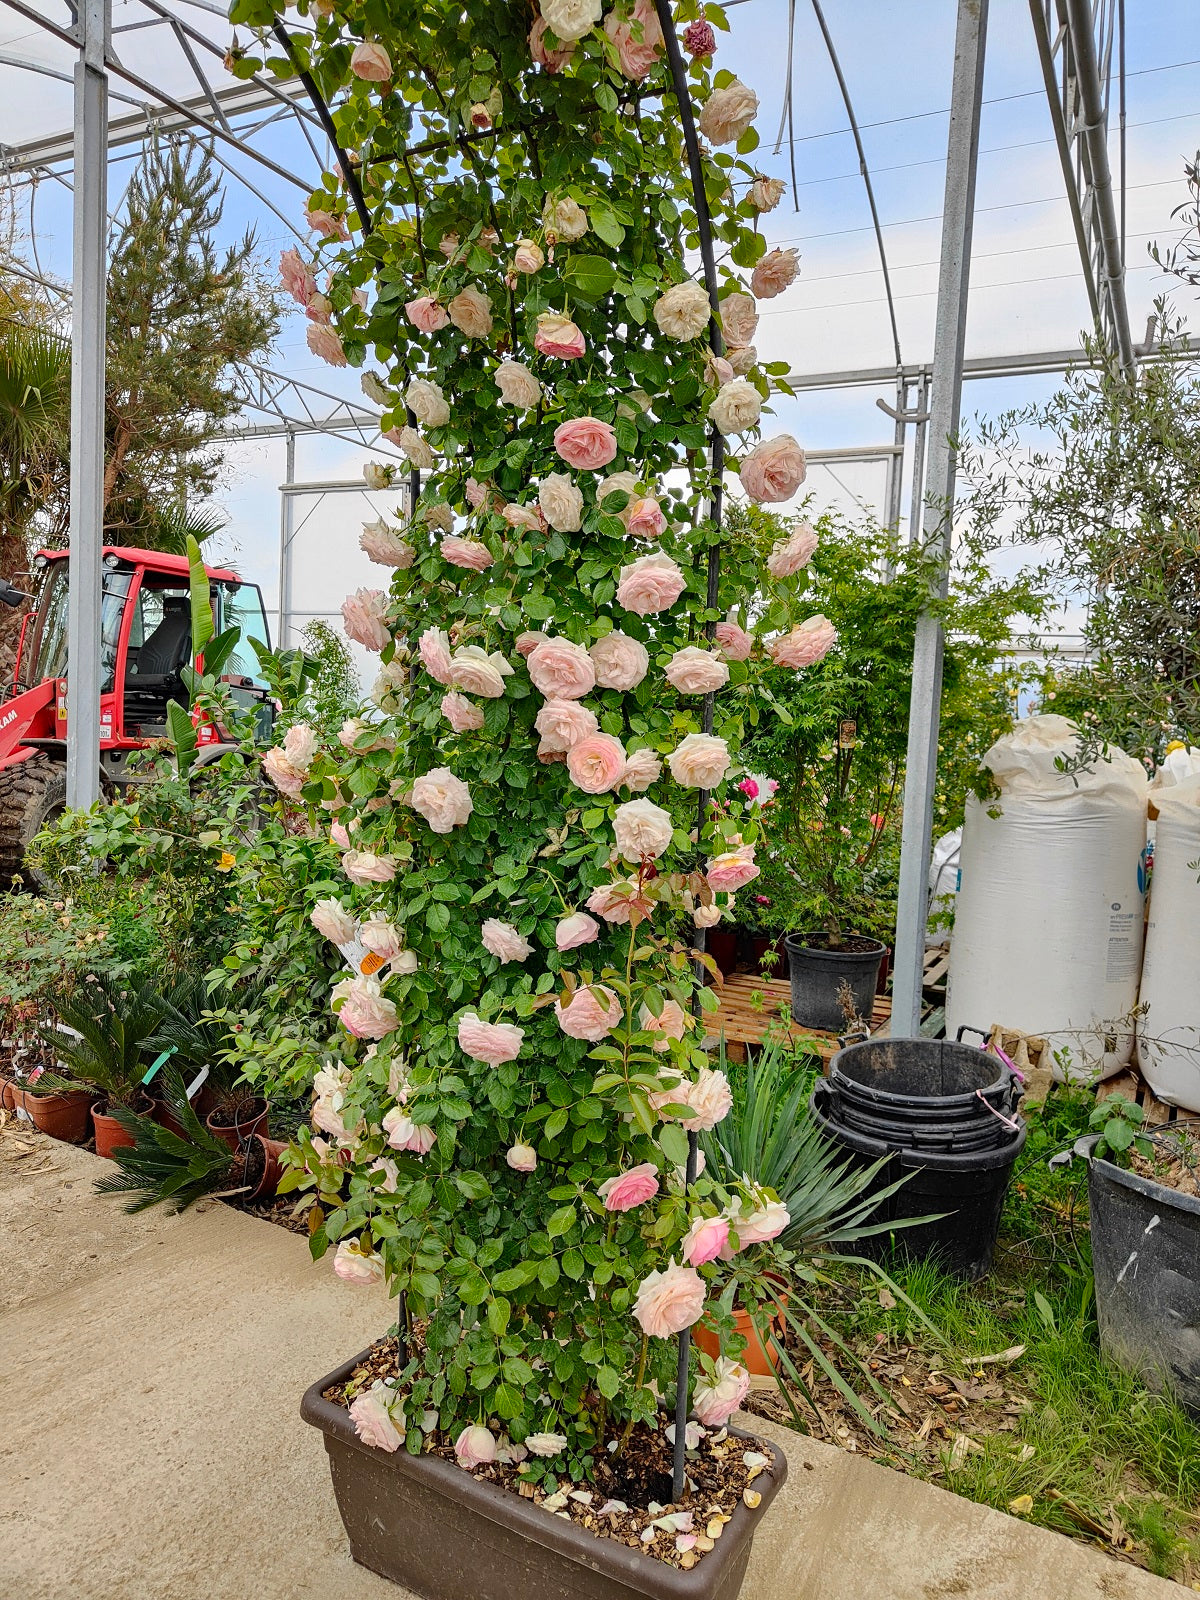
<box><xmin>216</xmin><ymin>852</ymin><xmax>236</xmax><ymax>873</ymax></box>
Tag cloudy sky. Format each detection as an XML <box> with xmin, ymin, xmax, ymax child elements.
<box><xmin>4</xmin><ymin>0</ymin><xmax>1199</xmax><ymax>664</ymax></box>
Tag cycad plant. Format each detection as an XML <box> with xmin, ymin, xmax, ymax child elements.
<box><xmin>93</xmin><ymin>1072</ymin><xmax>248</xmax><ymax>1213</ymax></box>
<box><xmin>145</xmin><ymin>972</ymin><xmax>265</xmax><ymax>1119</ymax></box>
<box><xmin>35</xmin><ymin>975</ymin><xmax>168</xmax><ymax>1109</ymax></box>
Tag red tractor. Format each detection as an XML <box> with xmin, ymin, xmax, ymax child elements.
<box><xmin>0</xmin><ymin>545</ymin><xmax>273</xmax><ymax>884</ymax></box>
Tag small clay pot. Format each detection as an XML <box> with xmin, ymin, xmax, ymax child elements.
<box><xmin>27</xmin><ymin>1088</ymin><xmax>96</xmax><ymax>1144</ymax></box>
<box><xmin>693</xmin><ymin>1281</ymin><xmax>789</xmax><ymax>1377</ymax></box>
<box><xmin>205</xmin><ymin>1098</ymin><xmax>269</xmax><ymax>1154</ymax></box>
<box><xmin>245</xmin><ymin>1135</ymin><xmax>287</xmax><ymax>1201</ymax></box>
<box><xmin>0</xmin><ymin>1074</ymin><xmax>16</xmax><ymax>1113</ymax></box>
<box><xmin>91</xmin><ymin>1094</ymin><xmax>155</xmax><ymax>1159</ymax></box>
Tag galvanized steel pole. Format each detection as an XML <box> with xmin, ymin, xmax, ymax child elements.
<box><xmin>65</xmin><ymin>0</ymin><xmax>110</xmax><ymax>811</ymax></box>
<box><xmin>891</xmin><ymin>0</ymin><xmax>988</xmax><ymax>1038</ymax></box>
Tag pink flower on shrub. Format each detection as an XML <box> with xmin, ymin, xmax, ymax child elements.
<box><xmin>279</xmin><ymin>247</ymin><xmax>317</xmax><ymax>306</ymax></box>
<box><xmin>555</xmin><ymin>912</ymin><xmax>600</xmax><ymax>951</ymax></box>
<box><xmin>405</xmin><ymin>295</ymin><xmax>450</xmax><ymax>332</ymax></box>
<box><xmin>534</xmin><ymin>312</ymin><xmax>587</xmax><ymax>359</ymax></box>
<box><xmin>530</xmin><ymin>15</ymin><xmax>575</xmax><ymax>71</ymax></box>
<box><xmin>535</xmin><ymin>699</ymin><xmax>598</xmax><ymax>754</ymax></box>
<box><xmin>740</xmin><ymin>435</ymin><xmax>808</xmax><ymax>504</ymax></box>
<box><xmin>342</xmin><ymin>850</ymin><xmax>398</xmax><ymax>885</ymax></box>
<box><xmin>692</xmin><ymin>1358</ymin><xmax>751</xmax><ymax>1425</ymax></box>
<box><xmin>555</xmin><ymin>984</ymin><xmax>623</xmax><ymax>1041</ymax></box>
<box><xmin>263</xmin><ymin>746</ymin><xmax>305</xmax><ymax>797</ymax></box>
<box><xmin>333</xmin><ymin>1239</ymin><xmax>384</xmax><ymax>1285</ymax></box>
<box><xmin>442</xmin><ymin>692</ymin><xmax>485</xmax><ymax>733</ymax></box>
<box><xmin>440</xmin><ymin>537</ymin><xmax>494</xmax><ymax>571</ymax></box>
<box><xmin>604</xmin><ymin>0</ymin><xmax>663</xmax><ymax>80</ymax></box>
<box><xmin>457</xmin><ymin>1011</ymin><xmax>524</xmax><ymax>1066</ymax></box>
<box><xmin>311</xmin><ymin>898</ymin><xmax>355</xmax><ymax>944</ymax></box>
<box><xmin>554</xmin><ymin>416</ymin><xmax>618</xmax><ymax>470</ymax></box>
<box><xmin>617</xmin><ymin>552</ymin><xmax>686</xmax><ymax>615</ymax></box>
<box><xmin>684</xmin><ymin>19</ymin><xmax>716</xmax><ymax>57</ymax></box>
<box><xmin>590</xmin><ymin>630</ymin><xmax>649</xmax><ymax>690</ymax></box>
<box><xmin>633</xmin><ymin>1260</ymin><xmax>706</xmax><ymax>1339</ymax></box>
<box><xmin>649</xmin><ymin>1065</ymin><xmax>733</xmax><ymax>1131</ymax></box>
<box><xmin>528</xmin><ymin>637</ymin><xmax>596</xmax><ymax>700</ymax></box>
<box><xmin>515</xmin><ymin>630</ymin><xmax>545</xmax><ymax>658</ymax></box>
<box><xmin>681</xmin><ymin>1213</ymin><xmax>731</xmax><ymax>1266</ymax></box>
<box><xmin>751</xmin><ymin>247</ymin><xmax>801</xmax><ymax>301</ymax></box>
<box><xmin>481</xmin><ymin>919</ymin><xmax>533</xmax><ymax>963</ymax></box>
<box><xmin>350</xmin><ymin>38</ymin><xmax>392</xmax><ymax>80</ymax></box>
<box><xmin>730</xmin><ymin>1196</ymin><xmax>790</xmax><ymax>1247</ymax></box>
<box><xmin>383</xmin><ymin>1110</ymin><xmax>436</xmax><ymax>1155</ymax></box>
<box><xmin>306</xmin><ymin>205</ymin><xmax>348</xmax><ymax>240</ymax></box>
<box><xmin>567</xmin><ymin>732</ymin><xmax>626</xmax><ymax>794</ymax></box>
<box><xmin>587</xmin><ymin>879</ymin><xmax>652</xmax><ymax>924</ymax></box>
<box><xmin>621</xmin><ymin>747</ymin><xmax>662</xmax><ymax>792</ymax></box>
<box><xmin>766</xmin><ymin>522</ymin><xmax>818</xmax><ymax>579</ymax></box>
<box><xmin>624</xmin><ymin>496</ymin><xmax>667</xmax><ymax>540</ymax></box>
<box><xmin>419</xmin><ymin>626</ymin><xmax>454</xmax><ymax>685</ymax></box>
<box><xmin>506</xmin><ymin>1142</ymin><xmax>537</xmax><ymax>1172</ymax></box>
<box><xmin>333</xmin><ymin>977</ymin><xmax>399</xmax><ymax>1040</ymax></box>
<box><xmin>706</xmin><ymin>845</ymin><xmax>759</xmax><ymax>892</ymax></box>
<box><xmin>307</xmin><ymin>322</ymin><xmax>346</xmax><ymax>367</ymax></box>
<box><xmin>598</xmin><ymin>1162</ymin><xmax>660</xmax><ymax>1211</ymax></box>
<box><xmin>455</xmin><ymin>1424</ymin><xmax>497</xmax><ymax>1469</ymax></box>
<box><xmin>349</xmin><ymin>1384</ymin><xmax>405</xmax><ymax>1452</ymax></box>
<box><xmin>767</xmin><ymin>615</ymin><xmax>838</xmax><ymax>668</ymax></box>
<box><xmin>341</xmin><ymin>589</ymin><xmax>391</xmax><ymax>651</ymax></box>
<box><xmin>411</xmin><ymin>768</ymin><xmax>473</xmax><ymax>833</ymax></box>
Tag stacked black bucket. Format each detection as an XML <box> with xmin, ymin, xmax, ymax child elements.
<box><xmin>810</xmin><ymin>1031</ymin><xmax>1027</xmax><ymax>1280</ymax></box>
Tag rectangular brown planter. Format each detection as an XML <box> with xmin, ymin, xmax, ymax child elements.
<box><xmin>302</xmin><ymin>1349</ymin><xmax>787</xmax><ymax>1600</ymax></box>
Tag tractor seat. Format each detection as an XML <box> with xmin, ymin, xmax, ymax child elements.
<box><xmin>127</xmin><ymin>596</ymin><xmax>192</xmax><ymax>686</ymax></box>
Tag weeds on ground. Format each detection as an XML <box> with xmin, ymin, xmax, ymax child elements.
<box><xmin>748</xmin><ymin>1084</ymin><xmax>1200</xmax><ymax>1581</ymax></box>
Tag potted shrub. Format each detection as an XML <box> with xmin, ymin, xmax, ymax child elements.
<box><xmin>33</xmin><ymin>976</ymin><xmax>167</xmax><ymax>1156</ymax></box>
<box><xmin>146</xmin><ymin>975</ymin><xmax>271</xmax><ymax>1149</ymax></box>
<box><xmin>243</xmin><ymin>0</ymin><xmax>845</xmax><ymax>1589</ymax></box>
<box><xmin>1084</xmin><ymin>1098</ymin><xmax>1200</xmax><ymax>1416</ymax></box>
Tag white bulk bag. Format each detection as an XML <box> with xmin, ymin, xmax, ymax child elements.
<box><xmin>926</xmin><ymin>827</ymin><xmax>962</xmax><ymax>947</ymax></box>
<box><xmin>946</xmin><ymin>716</ymin><xmax>1148</xmax><ymax>1081</ymax></box>
<box><xmin>1137</xmin><ymin>776</ymin><xmax>1200</xmax><ymax>1110</ymax></box>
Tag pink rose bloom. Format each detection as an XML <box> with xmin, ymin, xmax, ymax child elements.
<box><xmin>714</xmin><ymin>619</ymin><xmax>754</xmax><ymax>661</ymax></box>
<box><xmin>768</xmin><ymin>615</ymin><xmax>838</xmax><ymax>668</ymax></box>
<box><xmin>767</xmin><ymin>522</ymin><xmax>818</xmax><ymax>579</ymax></box>
<box><xmin>587</xmin><ymin>878</ymin><xmax>652</xmax><ymax>924</ymax></box>
<box><xmin>633</xmin><ymin>1260</ymin><xmax>706</xmax><ymax>1339</ymax></box>
<box><xmin>306</xmin><ymin>206</ymin><xmax>348</xmax><ymax>240</ymax></box>
<box><xmin>441</xmin><ymin>537</ymin><xmax>494</xmax><ymax>571</ymax></box>
<box><xmin>341</xmin><ymin>589</ymin><xmax>390</xmax><ymax>651</ymax></box>
<box><xmin>530</xmin><ymin>15</ymin><xmax>575</xmax><ymax>71</ymax></box>
<box><xmin>361</xmin><ymin>521</ymin><xmax>416</xmax><ymax>567</ymax></box>
<box><xmin>555</xmin><ymin>984</ymin><xmax>623</xmax><ymax>1041</ymax></box>
<box><xmin>751</xmin><ymin>247</ymin><xmax>801</xmax><ymax>300</ymax></box>
<box><xmin>515</xmin><ymin>630</ymin><xmax>545</xmax><ymax>658</ymax></box>
<box><xmin>638</xmin><ymin>999</ymin><xmax>689</xmax><ymax>1052</ymax></box>
<box><xmin>614</xmin><ymin>797</ymin><xmax>673</xmax><ymax>860</ymax></box>
<box><xmin>621</xmin><ymin>747</ymin><xmax>662</xmax><ymax>792</ymax></box>
<box><xmin>681</xmin><ymin>1213</ymin><xmax>731</xmax><ymax>1266</ymax></box>
<box><xmin>455</xmin><ymin>1425</ymin><xmax>497</xmax><ymax>1470</ymax></box>
<box><xmin>442</xmin><ymin>691</ymin><xmax>485</xmax><ymax>733</ymax></box>
<box><xmin>668</xmin><ymin>732</ymin><xmax>731</xmax><ymax>789</ymax></box>
<box><xmin>528</xmin><ymin>637</ymin><xmax>596</xmax><ymax>700</ymax></box>
<box><xmin>604</xmin><ymin>0</ymin><xmax>663</xmax><ymax>80</ymax></box>
<box><xmin>263</xmin><ymin>746</ymin><xmax>305</xmax><ymax>797</ymax></box>
<box><xmin>458</xmin><ymin>1012</ymin><xmax>524</xmax><ymax>1066</ymax></box>
<box><xmin>448</xmin><ymin>286</ymin><xmax>493</xmax><ymax>339</ymax></box>
<box><xmin>506</xmin><ymin>1142</ymin><xmax>537</xmax><ymax>1173</ymax></box>
<box><xmin>503</xmin><ymin>502</ymin><xmax>543</xmax><ymax>532</ymax></box>
<box><xmin>555</xmin><ymin>911</ymin><xmax>601</xmax><ymax>951</ymax></box>
<box><xmin>720</xmin><ymin>292</ymin><xmax>759</xmax><ymax>348</ymax></box>
<box><xmin>590</xmin><ymin>631</ymin><xmax>649</xmax><ymax>690</ymax></box>
<box><xmin>333</xmin><ymin>976</ymin><xmax>399</xmax><ymax>1040</ymax></box>
<box><xmin>730</xmin><ymin>1194</ymin><xmax>790</xmax><ymax>1247</ymax></box>
<box><xmin>465</xmin><ymin>476</ymin><xmax>490</xmax><ymax>509</ymax></box>
<box><xmin>683</xmin><ymin>18</ymin><xmax>716</xmax><ymax>57</ymax></box>
<box><xmin>624</xmin><ymin>496</ymin><xmax>667</xmax><ymax>540</ymax></box>
<box><xmin>740</xmin><ymin>435</ymin><xmax>808</xmax><ymax>504</ymax></box>
<box><xmin>617</xmin><ymin>551</ymin><xmax>686</xmax><ymax>616</ymax></box>
<box><xmin>359</xmin><ymin>916</ymin><xmax>404</xmax><ymax>960</ymax></box>
<box><xmin>307</xmin><ymin>322</ymin><xmax>346</xmax><ymax>367</ymax></box>
<box><xmin>333</xmin><ymin>1239</ymin><xmax>385</xmax><ymax>1286</ymax></box>
<box><xmin>311</xmin><ymin>898</ymin><xmax>355</xmax><ymax>944</ymax></box>
<box><xmin>650</xmin><ymin>1065</ymin><xmax>733</xmax><ymax>1131</ymax></box>
<box><xmin>411</xmin><ymin>768</ymin><xmax>473</xmax><ymax>833</ymax></box>
<box><xmin>342</xmin><ymin>850</ymin><xmax>398</xmax><ymax>885</ymax></box>
<box><xmin>535</xmin><ymin>699</ymin><xmax>598</xmax><ymax>754</ymax></box>
<box><xmin>513</xmin><ymin>239</ymin><xmax>545</xmax><ymax>274</ymax></box>
<box><xmin>329</xmin><ymin>822</ymin><xmax>352</xmax><ymax>849</ymax></box>
<box><xmin>554</xmin><ymin>416</ymin><xmax>618</xmax><ymax>470</ymax></box>
<box><xmin>567</xmin><ymin>732</ymin><xmax>627</xmax><ymax>793</ymax></box>
<box><xmin>692</xmin><ymin>1359</ymin><xmax>751</xmax><ymax>1426</ymax></box>
<box><xmin>405</xmin><ymin>295</ymin><xmax>450</xmax><ymax>332</ymax></box>
<box><xmin>419</xmin><ymin>627</ymin><xmax>454</xmax><ymax>685</ymax></box>
<box><xmin>279</xmin><ymin>247</ymin><xmax>317</xmax><ymax>306</ymax></box>
<box><xmin>350</xmin><ymin>38</ymin><xmax>392</xmax><ymax>80</ymax></box>
<box><xmin>598</xmin><ymin>1161</ymin><xmax>660</xmax><ymax>1211</ymax></box>
<box><xmin>665</xmin><ymin>646</ymin><xmax>729</xmax><ymax>695</ymax></box>
<box><xmin>396</xmin><ymin>1120</ymin><xmax>436</xmax><ymax>1155</ymax></box>
<box><xmin>482</xmin><ymin>919</ymin><xmax>533</xmax><ymax>963</ymax></box>
<box><xmin>706</xmin><ymin>845</ymin><xmax>760</xmax><ymax>892</ymax></box>
<box><xmin>534</xmin><ymin>312</ymin><xmax>587</xmax><ymax>359</ymax></box>
<box><xmin>349</xmin><ymin>1384</ymin><xmax>405</xmax><ymax>1452</ymax></box>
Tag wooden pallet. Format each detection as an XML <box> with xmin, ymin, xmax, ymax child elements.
<box><xmin>706</xmin><ymin>974</ymin><xmax>892</xmax><ymax>1065</ymax></box>
<box><xmin>1096</xmin><ymin>1068</ymin><xmax>1200</xmax><ymax>1128</ymax></box>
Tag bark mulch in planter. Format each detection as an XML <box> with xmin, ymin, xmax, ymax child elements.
<box><xmin>324</xmin><ymin>1337</ymin><xmax>782</xmax><ymax>1572</ymax></box>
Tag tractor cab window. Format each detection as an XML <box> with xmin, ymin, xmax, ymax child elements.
<box><xmin>214</xmin><ymin>579</ymin><xmax>270</xmax><ymax>688</ymax></box>
<box><xmin>30</xmin><ymin>560</ymin><xmax>70</xmax><ymax>684</ymax></box>
<box><xmin>123</xmin><ymin>579</ymin><xmax>194</xmax><ymax>733</ymax></box>
<box><xmin>100</xmin><ymin>571</ymin><xmax>133</xmax><ymax>694</ymax></box>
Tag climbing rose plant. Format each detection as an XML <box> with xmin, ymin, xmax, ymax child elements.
<box><xmin>240</xmin><ymin>0</ymin><xmax>834</xmax><ymax>1474</ymax></box>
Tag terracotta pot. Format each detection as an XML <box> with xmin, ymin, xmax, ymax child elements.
<box><xmin>205</xmin><ymin>1098</ymin><xmax>269</xmax><ymax>1153</ymax></box>
<box><xmin>303</xmin><ymin>1347</ymin><xmax>787</xmax><ymax>1600</ymax></box>
<box><xmin>693</xmin><ymin>1281</ymin><xmax>789</xmax><ymax>1378</ymax></box>
<box><xmin>0</xmin><ymin>1074</ymin><xmax>15</xmax><ymax>1113</ymax></box>
<box><xmin>91</xmin><ymin>1094</ymin><xmax>155</xmax><ymax>1159</ymax></box>
<box><xmin>246</xmin><ymin>1135</ymin><xmax>287</xmax><ymax>1201</ymax></box>
<box><xmin>27</xmin><ymin>1088</ymin><xmax>96</xmax><ymax>1143</ymax></box>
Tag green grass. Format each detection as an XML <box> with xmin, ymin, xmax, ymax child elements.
<box><xmin>794</xmin><ymin>1085</ymin><xmax>1200</xmax><ymax>1581</ymax></box>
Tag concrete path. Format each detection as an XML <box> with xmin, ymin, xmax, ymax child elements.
<box><xmin>0</xmin><ymin>1132</ymin><xmax>1178</xmax><ymax>1600</ymax></box>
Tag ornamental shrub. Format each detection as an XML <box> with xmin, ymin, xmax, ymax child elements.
<box><xmin>244</xmin><ymin>0</ymin><xmax>830</xmax><ymax>1471</ymax></box>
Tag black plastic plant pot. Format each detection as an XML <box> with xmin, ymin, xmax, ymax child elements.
<box><xmin>830</xmin><ymin>1037</ymin><xmax>1017</xmax><ymax>1128</ymax></box>
<box><xmin>302</xmin><ymin>1349</ymin><xmax>788</xmax><ymax>1600</ymax></box>
<box><xmin>784</xmin><ymin>934</ymin><xmax>885</xmax><ymax>1032</ymax></box>
<box><xmin>810</xmin><ymin>1082</ymin><xmax>1026</xmax><ymax>1281</ymax></box>
<box><xmin>1086</xmin><ymin>1137</ymin><xmax>1200</xmax><ymax>1417</ymax></box>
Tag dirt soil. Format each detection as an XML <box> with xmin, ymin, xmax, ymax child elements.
<box><xmin>1129</xmin><ymin>1130</ymin><xmax>1200</xmax><ymax>1198</ymax></box>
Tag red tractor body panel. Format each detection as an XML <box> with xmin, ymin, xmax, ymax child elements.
<box><xmin>0</xmin><ymin>680</ymin><xmax>58</xmax><ymax>767</ymax></box>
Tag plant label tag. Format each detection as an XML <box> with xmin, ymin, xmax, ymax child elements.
<box><xmin>838</xmin><ymin>718</ymin><xmax>857</xmax><ymax>750</ymax></box>
<box><xmin>186</xmin><ymin>1065</ymin><xmax>210</xmax><ymax>1102</ymax></box>
<box><xmin>359</xmin><ymin>951</ymin><xmax>386</xmax><ymax>976</ymax></box>
<box><xmin>27</xmin><ymin>1065</ymin><xmax>45</xmax><ymax>1084</ymax></box>
<box><xmin>336</xmin><ymin>935</ymin><xmax>372</xmax><ymax>975</ymax></box>
<box><xmin>142</xmin><ymin>1046</ymin><xmax>177</xmax><ymax>1086</ymax></box>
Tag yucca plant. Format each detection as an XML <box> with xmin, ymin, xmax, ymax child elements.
<box><xmin>93</xmin><ymin>1072</ymin><xmax>247</xmax><ymax>1214</ymax></box>
<box><xmin>34</xmin><ymin>975</ymin><xmax>169</xmax><ymax>1108</ymax></box>
<box><xmin>701</xmin><ymin>1038</ymin><xmax>940</xmax><ymax>1436</ymax></box>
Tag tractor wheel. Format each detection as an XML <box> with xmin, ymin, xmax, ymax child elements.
<box><xmin>0</xmin><ymin>754</ymin><xmax>68</xmax><ymax>889</ymax></box>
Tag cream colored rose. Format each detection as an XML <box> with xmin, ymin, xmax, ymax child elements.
<box><xmin>535</xmin><ymin>698</ymin><xmax>598</xmax><ymax>754</ymax></box>
<box><xmin>528</xmin><ymin>636</ymin><xmax>595</xmax><ymax>699</ymax></box>
<box><xmin>621</xmin><ymin>746</ymin><xmax>662</xmax><ymax>792</ymax></box>
<box><xmin>543</xmin><ymin>194</ymin><xmax>589</xmax><ymax>241</ymax></box>
<box><xmin>751</xmin><ymin>247</ymin><xmax>800</xmax><ymax>300</ymax></box>
<box><xmin>720</xmin><ymin>292</ymin><xmax>759</xmax><ymax>347</ymax></box>
<box><xmin>481</xmin><ymin>918</ymin><xmax>533</xmax><ymax>963</ymax></box>
<box><xmin>449</xmin><ymin>645</ymin><xmax>513</xmax><ymax>699</ymax></box>
<box><xmin>589</xmin><ymin>630</ymin><xmax>649</xmax><ymax>690</ymax></box>
<box><xmin>360</xmin><ymin>520</ymin><xmax>415</xmax><ymax>568</ymax></box>
<box><xmin>750</xmin><ymin>175</ymin><xmax>786</xmax><ymax>212</ymax></box>
<box><xmin>597</xmin><ymin>470</ymin><xmax>638</xmax><ymax>510</ymax></box>
<box><xmin>653</xmin><ymin>280</ymin><xmax>711</xmax><ymax>342</ymax></box>
<box><xmin>665</xmin><ymin>646</ymin><xmax>729</xmax><ymax>695</ymax></box>
<box><xmin>638</xmin><ymin>999</ymin><xmax>689</xmax><ymax>1051</ymax></box>
<box><xmin>404</xmin><ymin>377</ymin><xmax>450</xmax><ymax>428</ymax></box>
<box><xmin>613</xmin><ymin>797</ymin><xmax>673</xmax><ymax>861</ymax></box>
<box><xmin>503</xmin><ymin>502</ymin><xmax>543</xmax><ymax>532</ymax></box>
<box><xmin>538</xmin><ymin>472</ymin><xmax>584</xmax><ymax>533</ymax></box>
<box><xmin>727</xmin><ymin>344</ymin><xmax>758</xmax><ymax>376</ymax></box>
<box><xmin>394</xmin><ymin>427</ymin><xmax>434</xmax><ymax>469</ymax></box>
<box><xmin>513</xmin><ymin>238</ymin><xmax>545</xmax><ymax>273</ymax></box>
<box><xmin>669</xmin><ymin>732</ymin><xmax>731</xmax><ymax>788</ymax></box>
<box><xmin>448</xmin><ymin>285</ymin><xmax>493</xmax><ymax>338</ymax></box>
<box><xmin>740</xmin><ymin>434</ymin><xmax>808</xmax><ymax>503</ymax></box>
<box><xmin>708</xmin><ymin>377</ymin><xmax>762</xmax><ymax>436</ymax></box>
<box><xmin>411</xmin><ymin>767</ymin><xmax>473</xmax><ymax>833</ymax></box>
<box><xmin>361</xmin><ymin>371</ymin><xmax>389</xmax><ymax>405</ymax></box>
<box><xmin>697</xmin><ymin>78</ymin><xmax>759</xmax><ymax>146</ymax></box>
<box><xmin>540</xmin><ymin>0</ymin><xmax>602</xmax><ymax>43</ymax></box>
<box><xmin>495</xmin><ymin>361</ymin><xmax>541</xmax><ymax>410</ymax></box>
<box><xmin>766</xmin><ymin>522</ymin><xmax>818</xmax><ymax>579</ymax></box>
